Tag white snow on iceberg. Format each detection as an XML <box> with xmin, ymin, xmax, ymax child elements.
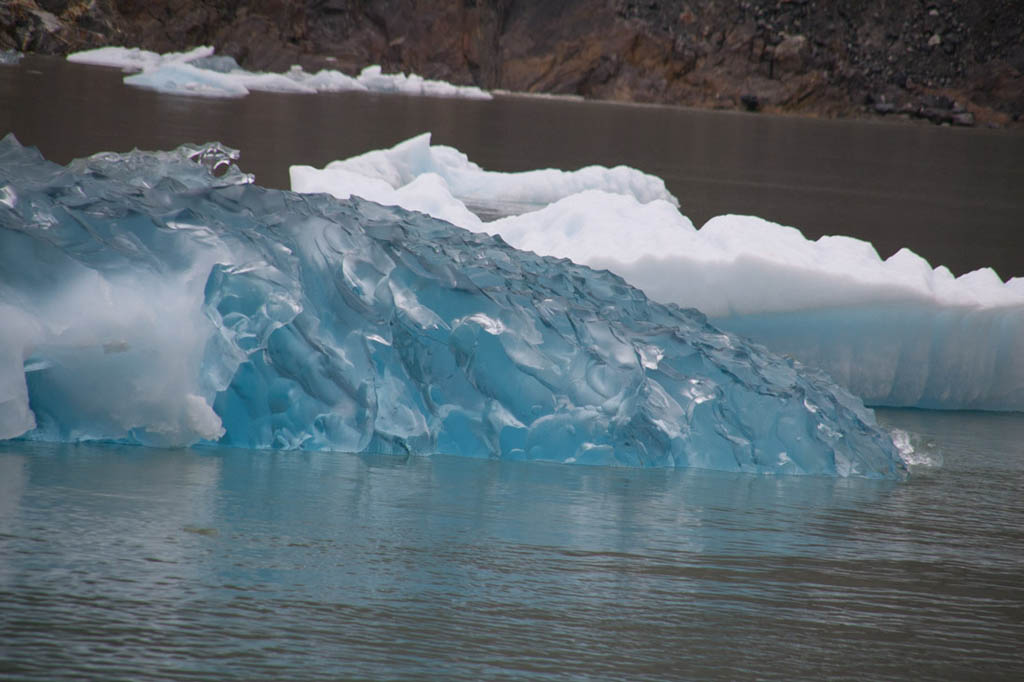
<box><xmin>291</xmin><ymin>135</ymin><xmax>1024</xmax><ymax>412</ymax></box>
<box><xmin>124</xmin><ymin>62</ymin><xmax>252</xmax><ymax>98</ymax></box>
<box><xmin>66</xmin><ymin>46</ymin><xmax>491</xmax><ymax>100</ymax></box>
<box><xmin>291</xmin><ymin>132</ymin><xmax>678</xmax><ymax>216</ymax></box>
<box><xmin>68</xmin><ymin>45</ymin><xmax>215</xmax><ymax>71</ymax></box>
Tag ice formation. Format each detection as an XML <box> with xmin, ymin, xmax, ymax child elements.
<box><xmin>290</xmin><ymin>133</ymin><xmax>678</xmax><ymax>215</ymax></box>
<box><xmin>0</xmin><ymin>50</ymin><xmax>23</xmax><ymax>66</ymax></box>
<box><xmin>0</xmin><ymin>135</ymin><xmax>905</xmax><ymax>478</ymax></box>
<box><xmin>291</xmin><ymin>135</ymin><xmax>1024</xmax><ymax>412</ymax></box>
<box><xmin>66</xmin><ymin>46</ymin><xmax>492</xmax><ymax>100</ymax></box>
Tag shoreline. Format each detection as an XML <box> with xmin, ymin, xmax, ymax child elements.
<box><xmin>2</xmin><ymin>0</ymin><xmax>1021</xmax><ymax>130</ymax></box>
<box><xmin>491</xmin><ymin>86</ymin><xmax>1024</xmax><ymax>132</ymax></box>
<box><xmin>12</xmin><ymin>48</ymin><xmax>1023</xmax><ymax>135</ymax></box>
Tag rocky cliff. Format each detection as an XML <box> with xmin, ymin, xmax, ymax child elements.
<box><xmin>3</xmin><ymin>0</ymin><xmax>1022</xmax><ymax>127</ymax></box>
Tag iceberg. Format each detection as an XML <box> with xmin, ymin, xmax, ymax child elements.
<box><xmin>0</xmin><ymin>134</ymin><xmax>905</xmax><ymax>478</ymax></box>
<box><xmin>351</xmin><ymin>65</ymin><xmax>492</xmax><ymax>99</ymax></box>
<box><xmin>66</xmin><ymin>47</ymin><xmax>491</xmax><ymax>100</ymax></box>
<box><xmin>290</xmin><ymin>132</ymin><xmax>678</xmax><ymax>216</ymax></box>
<box><xmin>68</xmin><ymin>45</ymin><xmax>216</xmax><ymax>71</ymax></box>
<box><xmin>124</xmin><ymin>62</ymin><xmax>252</xmax><ymax>98</ymax></box>
<box><xmin>291</xmin><ymin>135</ymin><xmax>1024</xmax><ymax>412</ymax></box>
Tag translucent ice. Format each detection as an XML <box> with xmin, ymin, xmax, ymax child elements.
<box><xmin>0</xmin><ymin>135</ymin><xmax>905</xmax><ymax>478</ymax></box>
<box><xmin>66</xmin><ymin>47</ymin><xmax>491</xmax><ymax>100</ymax></box>
<box><xmin>293</xmin><ymin>136</ymin><xmax>1024</xmax><ymax>412</ymax></box>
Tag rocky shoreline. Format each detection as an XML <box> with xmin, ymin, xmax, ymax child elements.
<box><xmin>3</xmin><ymin>0</ymin><xmax>1022</xmax><ymax>128</ymax></box>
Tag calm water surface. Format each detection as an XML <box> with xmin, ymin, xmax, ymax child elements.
<box><xmin>1</xmin><ymin>410</ymin><xmax>1022</xmax><ymax>681</ymax></box>
<box><xmin>1</xmin><ymin>56</ymin><xmax>1023</xmax><ymax>278</ymax></box>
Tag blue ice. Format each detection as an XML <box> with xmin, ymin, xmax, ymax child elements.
<box><xmin>0</xmin><ymin>135</ymin><xmax>906</xmax><ymax>478</ymax></box>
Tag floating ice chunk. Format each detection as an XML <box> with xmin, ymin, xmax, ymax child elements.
<box><xmin>68</xmin><ymin>45</ymin><xmax>214</xmax><ymax>72</ymax></box>
<box><xmin>291</xmin><ymin>137</ymin><xmax>1024</xmax><ymax>412</ymax></box>
<box><xmin>0</xmin><ymin>50</ymin><xmax>22</xmax><ymax>66</ymax></box>
<box><xmin>0</xmin><ymin>134</ymin><xmax>905</xmax><ymax>478</ymax></box>
<box><xmin>292</xmin><ymin>133</ymin><xmax>679</xmax><ymax>210</ymax></box>
<box><xmin>355</xmin><ymin>65</ymin><xmax>492</xmax><ymax>99</ymax></box>
<box><xmin>290</xmin><ymin>163</ymin><xmax>483</xmax><ymax>229</ymax></box>
<box><xmin>123</xmin><ymin>62</ymin><xmax>251</xmax><ymax>98</ymax></box>
<box><xmin>226</xmin><ymin>70</ymin><xmax>316</xmax><ymax>94</ymax></box>
<box><xmin>285</xmin><ymin>65</ymin><xmax>367</xmax><ymax>92</ymax></box>
<box><xmin>289</xmin><ymin>165</ymin><xmax>399</xmax><ymax>204</ymax></box>
<box><xmin>67</xmin><ymin>47</ymin><xmax>491</xmax><ymax>100</ymax></box>
<box><xmin>889</xmin><ymin>428</ymin><xmax>943</xmax><ymax>468</ymax></box>
<box><xmin>127</xmin><ymin>63</ymin><xmax>314</xmax><ymax>97</ymax></box>
<box><xmin>492</xmin><ymin>191</ymin><xmax>697</xmax><ymax>265</ymax></box>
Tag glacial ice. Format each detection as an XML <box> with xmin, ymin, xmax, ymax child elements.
<box><xmin>68</xmin><ymin>45</ymin><xmax>216</xmax><ymax>72</ymax></box>
<box><xmin>0</xmin><ymin>50</ymin><xmax>23</xmax><ymax>66</ymax></box>
<box><xmin>292</xmin><ymin>135</ymin><xmax>1024</xmax><ymax>412</ymax></box>
<box><xmin>67</xmin><ymin>46</ymin><xmax>492</xmax><ymax>100</ymax></box>
<box><xmin>290</xmin><ymin>133</ymin><xmax>679</xmax><ymax>214</ymax></box>
<box><xmin>0</xmin><ymin>134</ymin><xmax>906</xmax><ymax>478</ymax></box>
<box><xmin>124</xmin><ymin>63</ymin><xmax>252</xmax><ymax>98</ymax></box>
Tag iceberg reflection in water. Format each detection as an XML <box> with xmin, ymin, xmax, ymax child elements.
<box><xmin>0</xmin><ymin>135</ymin><xmax>904</xmax><ymax>477</ymax></box>
<box><xmin>0</xmin><ymin>410</ymin><xmax>1020</xmax><ymax>680</ymax></box>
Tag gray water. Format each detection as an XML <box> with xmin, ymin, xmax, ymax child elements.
<box><xmin>1</xmin><ymin>57</ymin><xmax>1023</xmax><ymax>680</ymax></box>
<box><xmin>2</xmin><ymin>55</ymin><xmax>1023</xmax><ymax>278</ymax></box>
<box><xmin>0</xmin><ymin>409</ymin><xmax>1022</xmax><ymax>681</ymax></box>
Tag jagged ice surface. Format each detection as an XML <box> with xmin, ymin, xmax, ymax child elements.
<box><xmin>291</xmin><ymin>135</ymin><xmax>1024</xmax><ymax>412</ymax></box>
<box><xmin>290</xmin><ymin>132</ymin><xmax>679</xmax><ymax>216</ymax></box>
<box><xmin>0</xmin><ymin>135</ymin><xmax>905</xmax><ymax>478</ymax></box>
<box><xmin>67</xmin><ymin>46</ymin><xmax>492</xmax><ymax>100</ymax></box>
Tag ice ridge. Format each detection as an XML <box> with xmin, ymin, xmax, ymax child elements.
<box><xmin>0</xmin><ymin>134</ymin><xmax>906</xmax><ymax>478</ymax></box>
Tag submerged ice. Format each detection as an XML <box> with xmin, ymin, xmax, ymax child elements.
<box><xmin>67</xmin><ymin>46</ymin><xmax>492</xmax><ymax>100</ymax></box>
<box><xmin>292</xmin><ymin>134</ymin><xmax>1024</xmax><ymax>412</ymax></box>
<box><xmin>0</xmin><ymin>135</ymin><xmax>905</xmax><ymax>478</ymax></box>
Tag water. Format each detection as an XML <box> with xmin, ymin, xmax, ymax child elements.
<box><xmin>1</xmin><ymin>55</ymin><xmax>1023</xmax><ymax>278</ymax></box>
<box><xmin>1</xmin><ymin>57</ymin><xmax>1023</xmax><ymax>680</ymax></box>
<box><xmin>1</xmin><ymin>409</ymin><xmax>1022</xmax><ymax>681</ymax></box>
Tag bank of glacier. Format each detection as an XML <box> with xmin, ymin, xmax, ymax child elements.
<box><xmin>0</xmin><ymin>135</ymin><xmax>905</xmax><ymax>478</ymax></box>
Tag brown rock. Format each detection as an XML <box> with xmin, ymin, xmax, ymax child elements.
<box><xmin>773</xmin><ymin>33</ymin><xmax>808</xmax><ymax>74</ymax></box>
<box><xmin>1</xmin><ymin>0</ymin><xmax>1021</xmax><ymax>128</ymax></box>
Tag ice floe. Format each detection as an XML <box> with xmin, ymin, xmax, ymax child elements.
<box><xmin>67</xmin><ymin>46</ymin><xmax>491</xmax><ymax>99</ymax></box>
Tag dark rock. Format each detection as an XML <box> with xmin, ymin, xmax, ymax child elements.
<box><xmin>773</xmin><ymin>33</ymin><xmax>808</xmax><ymax>73</ymax></box>
<box><xmin>1</xmin><ymin>0</ymin><xmax>1021</xmax><ymax>128</ymax></box>
<box><xmin>952</xmin><ymin>111</ymin><xmax>975</xmax><ymax>126</ymax></box>
<box><xmin>923</xmin><ymin>94</ymin><xmax>955</xmax><ymax>110</ymax></box>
